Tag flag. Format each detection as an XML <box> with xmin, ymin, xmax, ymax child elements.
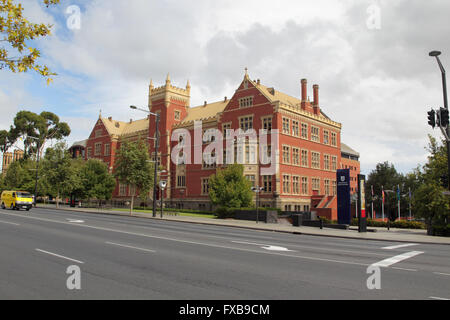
<box><xmin>382</xmin><ymin>186</ymin><xmax>385</xmax><ymax>204</ymax></box>
<box><xmin>397</xmin><ymin>185</ymin><xmax>401</xmax><ymax>201</ymax></box>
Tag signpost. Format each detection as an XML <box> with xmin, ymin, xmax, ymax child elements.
<box><xmin>337</xmin><ymin>169</ymin><xmax>351</xmax><ymax>225</ymax></box>
<box><xmin>358</xmin><ymin>174</ymin><xmax>367</xmax><ymax>233</ymax></box>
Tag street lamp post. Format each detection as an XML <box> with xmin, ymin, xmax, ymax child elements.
<box><xmin>130</xmin><ymin>105</ymin><xmax>160</xmax><ymax>217</ymax></box>
<box><xmin>251</xmin><ymin>186</ymin><xmax>264</xmax><ymax>223</ymax></box>
<box><xmin>429</xmin><ymin>51</ymin><xmax>450</xmax><ymax>190</ymax></box>
<box><xmin>28</xmin><ymin>136</ymin><xmax>41</xmax><ymax>208</ymax></box>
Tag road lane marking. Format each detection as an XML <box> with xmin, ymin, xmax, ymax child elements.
<box><xmin>429</xmin><ymin>296</ymin><xmax>449</xmax><ymax>300</ymax></box>
<box><xmin>3</xmin><ymin>211</ymin><xmax>428</xmax><ymax>270</ymax></box>
<box><xmin>67</xmin><ymin>219</ymin><xmax>85</xmax><ymax>223</ymax></box>
<box><xmin>391</xmin><ymin>267</ymin><xmax>417</xmax><ymax>272</ymax></box>
<box><xmin>106</xmin><ymin>241</ymin><xmax>155</xmax><ymax>253</ymax></box>
<box><xmin>0</xmin><ymin>219</ymin><xmax>20</xmax><ymax>226</ymax></box>
<box><xmin>35</xmin><ymin>249</ymin><xmax>84</xmax><ymax>264</ymax></box>
<box><xmin>231</xmin><ymin>241</ymin><xmax>295</xmax><ymax>252</ymax></box>
<box><xmin>372</xmin><ymin>251</ymin><xmax>424</xmax><ymax>268</ymax></box>
<box><xmin>382</xmin><ymin>243</ymin><xmax>419</xmax><ymax>250</ymax></box>
<box><xmin>433</xmin><ymin>272</ymin><xmax>450</xmax><ymax>277</ymax></box>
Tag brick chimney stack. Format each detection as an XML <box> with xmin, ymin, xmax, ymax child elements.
<box><xmin>301</xmin><ymin>79</ymin><xmax>307</xmax><ymax>102</ymax></box>
<box><xmin>313</xmin><ymin>84</ymin><xmax>320</xmax><ymax>115</ymax></box>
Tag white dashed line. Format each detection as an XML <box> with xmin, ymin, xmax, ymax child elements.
<box><xmin>106</xmin><ymin>241</ymin><xmax>156</xmax><ymax>253</ymax></box>
<box><xmin>382</xmin><ymin>243</ymin><xmax>419</xmax><ymax>250</ymax></box>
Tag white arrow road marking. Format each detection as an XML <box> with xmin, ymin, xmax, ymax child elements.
<box><xmin>231</xmin><ymin>241</ymin><xmax>295</xmax><ymax>252</ymax></box>
<box><xmin>67</xmin><ymin>219</ymin><xmax>84</xmax><ymax>223</ymax></box>
<box><xmin>382</xmin><ymin>243</ymin><xmax>419</xmax><ymax>250</ymax></box>
<box><xmin>372</xmin><ymin>251</ymin><xmax>424</xmax><ymax>268</ymax></box>
<box><xmin>36</xmin><ymin>249</ymin><xmax>84</xmax><ymax>264</ymax></box>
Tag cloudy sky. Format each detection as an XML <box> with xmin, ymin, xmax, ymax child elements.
<box><xmin>0</xmin><ymin>0</ymin><xmax>449</xmax><ymax>175</ymax></box>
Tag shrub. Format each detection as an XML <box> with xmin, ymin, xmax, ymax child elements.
<box><xmin>215</xmin><ymin>206</ymin><xmax>235</xmax><ymax>219</ymax></box>
<box><xmin>432</xmin><ymin>224</ymin><xmax>450</xmax><ymax>237</ymax></box>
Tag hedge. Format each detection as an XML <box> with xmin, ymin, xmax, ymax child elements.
<box><xmin>350</xmin><ymin>218</ymin><xmax>426</xmax><ymax>229</ymax></box>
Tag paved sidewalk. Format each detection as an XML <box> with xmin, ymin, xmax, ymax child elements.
<box><xmin>36</xmin><ymin>204</ymin><xmax>450</xmax><ymax>245</ymax></box>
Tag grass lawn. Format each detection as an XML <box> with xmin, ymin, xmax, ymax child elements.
<box><xmin>111</xmin><ymin>208</ymin><xmax>216</xmax><ymax>219</ymax></box>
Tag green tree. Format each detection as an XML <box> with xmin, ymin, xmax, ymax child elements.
<box><xmin>41</xmin><ymin>142</ymin><xmax>75</xmax><ymax>207</ymax></box>
<box><xmin>114</xmin><ymin>140</ymin><xmax>154</xmax><ymax>214</ymax></box>
<box><xmin>80</xmin><ymin>159</ymin><xmax>115</xmax><ymax>204</ymax></box>
<box><xmin>413</xmin><ymin>135</ymin><xmax>449</xmax><ymax>235</ymax></box>
<box><xmin>0</xmin><ymin>0</ymin><xmax>60</xmax><ymax>84</ymax></box>
<box><xmin>9</xmin><ymin>110</ymin><xmax>70</xmax><ymax>158</ymax></box>
<box><xmin>208</xmin><ymin>164</ymin><xmax>253</xmax><ymax>209</ymax></box>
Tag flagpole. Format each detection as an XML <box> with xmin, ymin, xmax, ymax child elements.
<box><xmin>397</xmin><ymin>184</ymin><xmax>401</xmax><ymax>221</ymax></box>
<box><xmin>409</xmin><ymin>187</ymin><xmax>412</xmax><ymax>221</ymax></box>
<box><xmin>371</xmin><ymin>185</ymin><xmax>374</xmax><ymax>219</ymax></box>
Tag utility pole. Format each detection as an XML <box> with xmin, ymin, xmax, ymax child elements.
<box><xmin>429</xmin><ymin>51</ymin><xmax>450</xmax><ymax>190</ymax></box>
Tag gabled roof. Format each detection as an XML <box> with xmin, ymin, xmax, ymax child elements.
<box><xmin>178</xmin><ymin>100</ymin><xmax>229</xmax><ymax>125</ymax></box>
<box><xmin>101</xmin><ymin>117</ymin><xmax>149</xmax><ymax>137</ymax></box>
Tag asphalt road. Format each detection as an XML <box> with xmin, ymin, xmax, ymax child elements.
<box><xmin>0</xmin><ymin>207</ymin><xmax>449</xmax><ymax>300</ymax></box>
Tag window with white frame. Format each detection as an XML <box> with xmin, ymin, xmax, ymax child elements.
<box><xmin>312</xmin><ymin>178</ymin><xmax>320</xmax><ymax>193</ymax></box>
<box><xmin>311</xmin><ymin>126</ymin><xmax>320</xmax><ymax>142</ymax></box>
<box><xmin>331</xmin><ymin>156</ymin><xmax>337</xmax><ymax>171</ymax></box>
<box><xmin>331</xmin><ymin>132</ymin><xmax>337</xmax><ymax>146</ymax></box>
<box><xmin>283</xmin><ymin>175</ymin><xmax>291</xmax><ymax>194</ymax></box>
<box><xmin>94</xmin><ymin>142</ymin><xmax>102</xmax><ymax>156</ymax></box>
<box><xmin>301</xmin><ymin>150</ymin><xmax>308</xmax><ymax>167</ymax></box>
<box><xmin>239</xmin><ymin>96</ymin><xmax>253</xmax><ymax>108</ymax></box>
<box><xmin>240</xmin><ymin>116</ymin><xmax>253</xmax><ymax>131</ymax></box>
<box><xmin>301</xmin><ymin>177</ymin><xmax>308</xmax><ymax>195</ymax></box>
<box><xmin>292</xmin><ymin>148</ymin><xmax>300</xmax><ymax>165</ymax></box>
<box><xmin>324</xmin><ymin>154</ymin><xmax>330</xmax><ymax>170</ymax></box>
<box><xmin>301</xmin><ymin>123</ymin><xmax>308</xmax><ymax>139</ymax></box>
<box><xmin>282</xmin><ymin>146</ymin><xmax>291</xmax><ymax>164</ymax></box>
<box><xmin>282</xmin><ymin>118</ymin><xmax>290</xmax><ymax>135</ymax></box>
<box><xmin>292</xmin><ymin>176</ymin><xmax>300</xmax><ymax>194</ymax></box>
<box><xmin>323</xmin><ymin>130</ymin><xmax>329</xmax><ymax>145</ymax></box>
<box><xmin>262</xmin><ymin>175</ymin><xmax>272</xmax><ymax>192</ymax></box>
<box><xmin>292</xmin><ymin>120</ymin><xmax>299</xmax><ymax>137</ymax></box>
<box><xmin>201</xmin><ymin>178</ymin><xmax>209</xmax><ymax>195</ymax></box>
<box><xmin>311</xmin><ymin>152</ymin><xmax>320</xmax><ymax>169</ymax></box>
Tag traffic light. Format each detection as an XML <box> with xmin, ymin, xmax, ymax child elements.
<box><xmin>427</xmin><ymin>109</ymin><xmax>436</xmax><ymax>128</ymax></box>
<box><xmin>440</xmin><ymin>108</ymin><xmax>449</xmax><ymax>127</ymax></box>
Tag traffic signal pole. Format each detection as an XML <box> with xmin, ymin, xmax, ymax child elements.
<box><xmin>429</xmin><ymin>51</ymin><xmax>450</xmax><ymax>190</ymax></box>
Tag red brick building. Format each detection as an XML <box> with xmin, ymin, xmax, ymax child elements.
<box><xmin>77</xmin><ymin>71</ymin><xmax>361</xmax><ymax>219</ymax></box>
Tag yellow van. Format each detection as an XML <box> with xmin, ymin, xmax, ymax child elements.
<box><xmin>1</xmin><ymin>191</ymin><xmax>33</xmax><ymax>211</ymax></box>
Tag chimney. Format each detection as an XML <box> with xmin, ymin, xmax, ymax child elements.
<box><xmin>313</xmin><ymin>84</ymin><xmax>320</xmax><ymax>115</ymax></box>
<box><xmin>204</xmin><ymin>101</ymin><xmax>207</xmax><ymax>106</ymax></box>
<box><xmin>224</xmin><ymin>96</ymin><xmax>227</xmax><ymax>102</ymax></box>
<box><xmin>257</xmin><ymin>79</ymin><xmax>260</xmax><ymax>85</ymax></box>
<box><xmin>130</xmin><ymin>119</ymin><xmax>133</xmax><ymax>123</ymax></box>
<box><xmin>301</xmin><ymin>79</ymin><xmax>307</xmax><ymax>102</ymax></box>
<box><xmin>108</xmin><ymin>116</ymin><xmax>112</xmax><ymax>121</ymax></box>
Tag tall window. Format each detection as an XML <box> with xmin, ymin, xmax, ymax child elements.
<box><xmin>324</xmin><ymin>179</ymin><xmax>330</xmax><ymax>196</ymax></box>
<box><xmin>119</xmin><ymin>183</ymin><xmax>127</xmax><ymax>196</ymax></box>
<box><xmin>324</xmin><ymin>154</ymin><xmax>330</xmax><ymax>170</ymax></box>
<box><xmin>262</xmin><ymin>117</ymin><xmax>272</xmax><ymax>132</ymax></box>
<box><xmin>222</xmin><ymin>123</ymin><xmax>232</xmax><ymax>138</ymax></box>
<box><xmin>174</xmin><ymin>110</ymin><xmax>181</xmax><ymax>120</ymax></box>
<box><xmin>301</xmin><ymin>177</ymin><xmax>308</xmax><ymax>195</ymax></box>
<box><xmin>331</xmin><ymin>132</ymin><xmax>337</xmax><ymax>146</ymax></box>
<box><xmin>262</xmin><ymin>175</ymin><xmax>272</xmax><ymax>192</ymax></box>
<box><xmin>282</xmin><ymin>118</ymin><xmax>290</xmax><ymax>135</ymax></box>
<box><xmin>301</xmin><ymin>123</ymin><xmax>308</xmax><ymax>139</ymax></box>
<box><xmin>87</xmin><ymin>147</ymin><xmax>92</xmax><ymax>159</ymax></box>
<box><xmin>301</xmin><ymin>150</ymin><xmax>308</xmax><ymax>167</ymax></box>
<box><xmin>292</xmin><ymin>148</ymin><xmax>300</xmax><ymax>165</ymax></box>
<box><xmin>104</xmin><ymin>144</ymin><xmax>111</xmax><ymax>156</ymax></box>
<box><xmin>292</xmin><ymin>176</ymin><xmax>300</xmax><ymax>194</ymax></box>
<box><xmin>312</xmin><ymin>178</ymin><xmax>320</xmax><ymax>193</ymax></box>
<box><xmin>311</xmin><ymin>152</ymin><xmax>320</xmax><ymax>169</ymax></box>
<box><xmin>94</xmin><ymin>142</ymin><xmax>102</xmax><ymax>156</ymax></box>
<box><xmin>331</xmin><ymin>156</ymin><xmax>337</xmax><ymax>171</ymax></box>
<box><xmin>283</xmin><ymin>175</ymin><xmax>291</xmax><ymax>194</ymax></box>
<box><xmin>282</xmin><ymin>146</ymin><xmax>290</xmax><ymax>164</ymax></box>
<box><xmin>332</xmin><ymin>180</ymin><xmax>337</xmax><ymax>195</ymax></box>
<box><xmin>177</xmin><ymin>175</ymin><xmax>186</xmax><ymax>187</ymax></box>
<box><xmin>324</xmin><ymin>130</ymin><xmax>329</xmax><ymax>145</ymax></box>
<box><xmin>311</xmin><ymin>126</ymin><xmax>320</xmax><ymax>142</ymax></box>
<box><xmin>245</xmin><ymin>175</ymin><xmax>256</xmax><ymax>187</ymax></box>
<box><xmin>202</xmin><ymin>178</ymin><xmax>209</xmax><ymax>195</ymax></box>
<box><xmin>292</xmin><ymin>120</ymin><xmax>299</xmax><ymax>137</ymax></box>
<box><xmin>240</xmin><ymin>116</ymin><xmax>253</xmax><ymax>131</ymax></box>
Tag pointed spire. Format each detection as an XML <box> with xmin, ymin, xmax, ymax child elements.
<box><xmin>150</xmin><ymin>79</ymin><xmax>154</xmax><ymax>90</ymax></box>
<box><xmin>244</xmin><ymin>67</ymin><xmax>249</xmax><ymax>79</ymax></box>
<box><xmin>186</xmin><ymin>79</ymin><xmax>190</xmax><ymax>89</ymax></box>
<box><xmin>166</xmin><ymin>73</ymin><xmax>171</xmax><ymax>86</ymax></box>
<box><xmin>99</xmin><ymin>109</ymin><xmax>102</xmax><ymax>119</ymax></box>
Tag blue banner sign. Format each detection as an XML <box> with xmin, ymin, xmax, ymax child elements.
<box><xmin>337</xmin><ymin>169</ymin><xmax>351</xmax><ymax>225</ymax></box>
